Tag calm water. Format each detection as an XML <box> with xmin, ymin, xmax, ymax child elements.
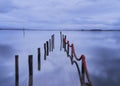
<box><xmin>0</xmin><ymin>31</ymin><xmax>120</xmax><ymax>86</ymax></box>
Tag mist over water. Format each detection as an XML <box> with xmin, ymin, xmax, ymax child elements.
<box><xmin>0</xmin><ymin>30</ymin><xmax>120</xmax><ymax>86</ymax></box>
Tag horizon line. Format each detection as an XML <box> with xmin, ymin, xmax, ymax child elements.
<box><xmin>0</xmin><ymin>28</ymin><xmax>120</xmax><ymax>31</ymax></box>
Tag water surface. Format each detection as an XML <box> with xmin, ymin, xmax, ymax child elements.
<box><xmin>0</xmin><ymin>30</ymin><xmax>120</xmax><ymax>86</ymax></box>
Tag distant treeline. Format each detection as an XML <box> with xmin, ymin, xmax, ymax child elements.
<box><xmin>0</xmin><ymin>28</ymin><xmax>120</xmax><ymax>31</ymax></box>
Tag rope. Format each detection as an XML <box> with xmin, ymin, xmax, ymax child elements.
<box><xmin>61</xmin><ymin>32</ymin><xmax>93</xmax><ymax>86</ymax></box>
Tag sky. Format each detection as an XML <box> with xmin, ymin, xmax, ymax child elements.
<box><xmin>0</xmin><ymin>0</ymin><xmax>120</xmax><ymax>30</ymax></box>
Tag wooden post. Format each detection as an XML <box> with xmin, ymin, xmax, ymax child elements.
<box><xmin>38</xmin><ymin>48</ymin><xmax>41</xmax><ymax>71</ymax></box>
<box><xmin>71</xmin><ymin>47</ymin><xmax>73</xmax><ymax>58</ymax></box>
<box><xmin>44</xmin><ymin>43</ymin><xmax>47</xmax><ymax>60</ymax></box>
<box><xmin>51</xmin><ymin>34</ymin><xmax>55</xmax><ymax>51</ymax></box>
<box><xmin>49</xmin><ymin>39</ymin><xmax>51</xmax><ymax>52</ymax></box>
<box><xmin>62</xmin><ymin>35</ymin><xmax>64</xmax><ymax>48</ymax></box>
<box><xmin>50</xmin><ymin>38</ymin><xmax>52</xmax><ymax>52</ymax></box>
<box><xmin>28</xmin><ymin>55</ymin><xmax>33</xmax><ymax>86</ymax></box>
<box><xmin>46</xmin><ymin>41</ymin><xmax>49</xmax><ymax>56</ymax></box>
<box><xmin>60</xmin><ymin>32</ymin><xmax>62</xmax><ymax>51</ymax></box>
<box><xmin>53</xmin><ymin>34</ymin><xmax>55</xmax><ymax>49</ymax></box>
<box><xmin>51</xmin><ymin>35</ymin><xmax>53</xmax><ymax>51</ymax></box>
<box><xmin>15</xmin><ymin>55</ymin><xmax>19</xmax><ymax>86</ymax></box>
<box><xmin>67</xmin><ymin>41</ymin><xmax>69</xmax><ymax>57</ymax></box>
<box><xmin>64</xmin><ymin>35</ymin><xmax>66</xmax><ymax>52</ymax></box>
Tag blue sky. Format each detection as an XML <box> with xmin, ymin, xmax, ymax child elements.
<box><xmin>0</xmin><ymin>0</ymin><xmax>120</xmax><ymax>29</ymax></box>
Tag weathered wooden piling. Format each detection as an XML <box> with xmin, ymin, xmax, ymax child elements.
<box><xmin>64</xmin><ymin>35</ymin><xmax>66</xmax><ymax>51</ymax></box>
<box><xmin>62</xmin><ymin>35</ymin><xmax>64</xmax><ymax>49</ymax></box>
<box><xmin>60</xmin><ymin>32</ymin><xmax>62</xmax><ymax>51</ymax></box>
<box><xmin>15</xmin><ymin>55</ymin><xmax>19</xmax><ymax>86</ymax></box>
<box><xmin>44</xmin><ymin>43</ymin><xmax>47</xmax><ymax>60</ymax></box>
<box><xmin>53</xmin><ymin>34</ymin><xmax>55</xmax><ymax>49</ymax></box>
<box><xmin>51</xmin><ymin>35</ymin><xmax>53</xmax><ymax>51</ymax></box>
<box><xmin>71</xmin><ymin>46</ymin><xmax>73</xmax><ymax>58</ymax></box>
<box><xmin>28</xmin><ymin>55</ymin><xmax>33</xmax><ymax>86</ymax></box>
<box><xmin>38</xmin><ymin>48</ymin><xmax>41</xmax><ymax>71</ymax></box>
<box><xmin>67</xmin><ymin>41</ymin><xmax>69</xmax><ymax>57</ymax></box>
<box><xmin>51</xmin><ymin>34</ymin><xmax>55</xmax><ymax>51</ymax></box>
<box><xmin>46</xmin><ymin>41</ymin><xmax>49</xmax><ymax>56</ymax></box>
<box><xmin>49</xmin><ymin>39</ymin><xmax>51</xmax><ymax>52</ymax></box>
<box><xmin>50</xmin><ymin>38</ymin><xmax>52</xmax><ymax>51</ymax></box>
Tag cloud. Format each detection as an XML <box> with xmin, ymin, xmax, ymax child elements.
<box><xmin>0</xmin><ymin>0</ymin><xmax>120</xmax><ymax>29</ymax></box>
<box><xmin>0</xmin><ymin>0</ymin><xmax>16</xmax><ymax>13</ymax></box>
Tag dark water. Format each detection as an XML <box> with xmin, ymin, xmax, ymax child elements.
<box><xmin>0</xmin><ymin>31</ymin><xmax>120</xmax><ymax>86</ymax></box>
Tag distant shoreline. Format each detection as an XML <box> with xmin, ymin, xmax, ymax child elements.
<box><xmin>0</xmin><ymin>28</ymin><xmax>120</xmax><ymax>31</ymax></box>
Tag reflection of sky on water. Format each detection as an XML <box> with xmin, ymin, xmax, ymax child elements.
<box><xmin>0</xmin><ymin>31</ymin><xmax>120</xmax><ymax>86</ymax></box>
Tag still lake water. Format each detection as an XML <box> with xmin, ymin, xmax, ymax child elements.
<box><xmin>0</xmin><ymin>30</ymin><xmax>120</xmax><ymax>86</ymax></box>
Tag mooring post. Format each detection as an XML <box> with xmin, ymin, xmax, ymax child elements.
<box><xmin>60</xmin><ymin>32</ymin><xmax>62</xmax><ymax>51</ymax></box>
<box><xmin>51</xmin><ymin>35</ymin><xmax>53</xmax><ymax>51</ymax></box>
<box><xmin>71</xmin><ymin>46</ymin><xmax>73</xmax><ymax>58</ymax></box>
<box><xmin>67</xmin><ymin>41</ymin><xmax>69</xmax><ymax>57</ymax></box>
<box><xmin>49</xmin><ymin>39</ymin><xmax>51</xmax><ymax>52</ymax></box>
<box><xmin>50</xmin><ymin>38</ymin><xmax>52</xmax><ymax>52</ymax></box>
<box><xmin>62</xmin><ymin>35</ymin><xmax>64</xmax><ymax>49</ymax></box>
<box><xmin>64</xmin><ymin>35</ymin><xmax>66</xmax><ymax>52</ymax></box>
<box><xmin>46</xmin><ymin>41</ymin><xmax>49</xmax><ymax>56</ymax></box>
<box><xmin>51</xmin><ymin>34</ymin><xmax>55</xmax><ymax>51</ymax></box>
<box><xmin>28</xmin><ymin>55</ymin><xmax>33</xmax><ymax>86</ymax></box>
<box><xmin>38</xmin><ymin>48</ymin><xmax>41</xmax><ymax>71</ymax></box>
<box><xmin>15</xmin><ymin>55</ymin><xmax>19</xmax><ymax>86</ymax></box>
<box><xmin>44</xmin><ymin>43</ymin><xmax>47</xmax><ymax>60</ymax></box>
<box><xmin>53</xmin><ymin>34</ymin><xmax>55</xmax><ymax>49</ymax></box>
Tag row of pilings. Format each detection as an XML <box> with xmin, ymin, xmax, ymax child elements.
<box><xmin>15</xmin><ymin>32</ymin><xmax>93</xmax><ymax>86</ymax></box>
<box><xmin>60</xmin><ymin>32</ymin><xmax>93</xmax><ymax>86</ymax></box>
<box><xmin>15</xmin><ymin>34</ymin><xmax>55</xmax><ymax>86</ymax></box>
